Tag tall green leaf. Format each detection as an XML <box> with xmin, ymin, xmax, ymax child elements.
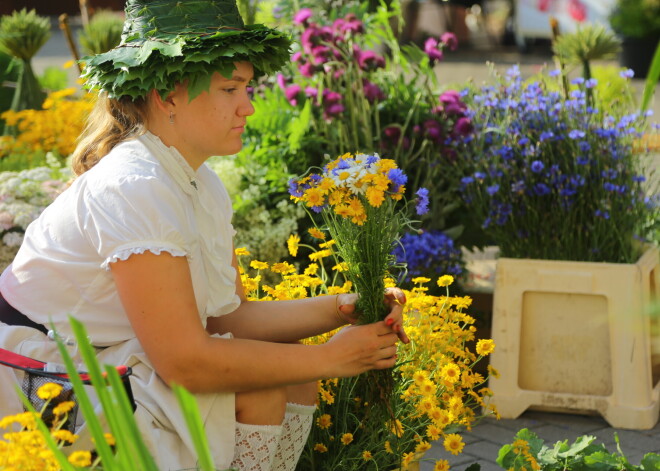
<box><xmin>641</xmin><ymin>39</ymin><xmax>660</xmax><ymax>113</ymax></box>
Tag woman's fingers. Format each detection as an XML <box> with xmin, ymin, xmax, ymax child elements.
<box><xmin>384</xmin><ymin>287</ymin><xmax>406</xmax><ymax>306</ymax></box>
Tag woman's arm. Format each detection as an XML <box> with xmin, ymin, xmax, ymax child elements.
<box><xmin>111</xmin><ymin>251</ymin><xmax>400</xmax><ymax>394</ymax></box>
<box><xmin>206</xmin><ymin>250</ymin><xmax>409</xmax><ymax>343</ymax></box>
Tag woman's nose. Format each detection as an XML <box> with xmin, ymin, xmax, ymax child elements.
<box><xmin>238</xmin><ymin>91</ymin><xmax>255</xmax><ymax>117</ymax></box>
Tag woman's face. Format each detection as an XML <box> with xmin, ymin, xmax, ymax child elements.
<box><xmin>167</xmin><ymin>62</ymin><xmax>255</xmax><ymax>166</ymax></box>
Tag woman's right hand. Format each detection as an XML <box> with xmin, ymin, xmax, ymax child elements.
<box><xmin>322</xmin><ymin>321</ymin><xmax>399</xmax><ymax>378</ymax></box>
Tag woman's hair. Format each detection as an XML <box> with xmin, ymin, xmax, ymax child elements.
<box><xmin>71</xmin><ymin>93</ymin><xmax>149</xmax><ymax>176</ymax></box>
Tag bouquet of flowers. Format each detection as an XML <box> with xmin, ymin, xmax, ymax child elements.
<box><xmin>289</xmin><ymin>151</ymin><xmax>428</xmax><ymax>419</ymax></box>
<box><xmin>453</xmin><ymin>65</ymin><xmax>658</xmax><ymax>263</ymax></box>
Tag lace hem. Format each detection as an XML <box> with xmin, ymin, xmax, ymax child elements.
<box><xmin>101</xmin><ymin>242</ymin><xmax>187</xmax><ymax>270</ymax></box>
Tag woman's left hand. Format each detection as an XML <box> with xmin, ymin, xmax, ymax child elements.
<box><xmin>336</xmin><ymin>288</ymin><xmax>410</xmax><ymax>344</ymax></box>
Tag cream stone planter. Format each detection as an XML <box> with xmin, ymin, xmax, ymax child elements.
<box><xmin>489</xmin><ymin>246</ymin><xmax>660</xmax><ymax>430</ymax></box>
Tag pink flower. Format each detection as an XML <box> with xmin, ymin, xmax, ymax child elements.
<box><xmin>354</xmin><ymin>47</ymin><xmax>385</xmax><ymax>71</ymax></box>
<box><xmin>298</xmin><ymin>62</ymin><xmax>316</xmax><ymax>78</ymax></box>
<box><xmin>453</xmin><ymin>116</ymin><xmax>474</xmax><ymax>136</ymax></box>
<box><xmin>293</xmin><ymin>8</ymin><xmax>313</xmax><ymax>26</ymax></box>
<box><xmin>568</xmin><ymin>0</ymin><xmax>586</xmax><ymax>22</ymax></box>
<box><xmin>537</xmin><ymin>0</ymin><xmax>550</xmax><ymax>12</ymax></box>
<box><xmin>284</xmin><ymin>84</ymin><xmax>302</xmax><ymax>106</ymax></box>
<box><xmin>440</xmin><ymin>32</ymin><xmax>458</xmax><ymax>51</ymax></box>
<box><xmin>276</xmin><ymin>73</ymin><xmax>287</xmax><ymax>90</ymax></box>
<box><xmin>362</xmin><ymin>79</ymin><xmax>385</xmax><ymax>103</ymax></box>
<box><xmin>424</xmin><ymin>37</ymin><xmax>444</xmax><ymax>63</ymax></box>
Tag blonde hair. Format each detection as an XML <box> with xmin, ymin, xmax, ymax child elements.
<box><xmin>71</xmin><ymin>93</ymin><xmax>149</xmax><ymax>176</ymax></box>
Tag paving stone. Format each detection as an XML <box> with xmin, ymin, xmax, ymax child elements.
<box><xmin>521</xmin><ymin>411</ymin><xmax>609</xmax><ymax>434</ymax></box>
<box><xmin>609</xmin><ymin>429</ymin><xmax>660</xmax><ymax>454</ymax></box>
<box><xmin>462</xmin><ymin>440</ymin><xmax>503</xmax><ymax>462</ymax></box>
<box><xmin>487</xmin><ymin>415</ymin><xmax>546</xmax><ymax>432</ymax></box>
<box><xmin>465</xmin><ymin>422</ymin><xmax>523</xmax><ymax>444</ymax></box>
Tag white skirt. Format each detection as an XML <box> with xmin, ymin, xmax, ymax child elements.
<box><xmin>0</xmin><ymin>323</ymin><xmax>236</xmax><ymax>470</ymax></box>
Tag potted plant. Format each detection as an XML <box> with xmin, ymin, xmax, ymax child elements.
<box><xmin>609</xmin><ymin>0</ymin><xmax>660</xmax><ymax>78</ymax></box>
<box><xmin>451</xmin><ymin>26</ymin><xmax>660</xmax><ymax>428</ymax></box>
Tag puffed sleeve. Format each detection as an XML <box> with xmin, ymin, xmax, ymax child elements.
<box><xmin>79</xmin><ymin>173</ymin><xmax>193</xmax><ymax>271</ymax></box>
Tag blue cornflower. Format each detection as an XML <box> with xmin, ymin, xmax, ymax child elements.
<box><xmin>392</xmin><ymin>230</ymin><xmax>463</xmax><ymax>279</ymax></box>
<box><xmin>336</xmin><ymin>159</ymin><xmax>351</xmax><ymax>169</ymax></box>
<box><xmin>578</xmin><ymin>141</ymin><xmax>591</xmax><ymax>152</ymax></box>
<box><xmin>585</xmin><ymin>78</ymin><xmax>597</xmax><ymax>88</ymax></box>
<box><xmin>474</xmin><ymin>172</ymin><xmax>487</xmax><ymax>180</ymax></box>
<box><xmin>415</xmin><ymin>187</ymin><xmax>430</xmax><ymax>215</ymax></box>
<box><xmin>539</xmin><ymin>131</ymin><xmax>554</xmax><ymax>141</ymax></box>
<box><xmin>530</xmin><ymin>160</ymin><xmax>544</xmax><ymax>173</ymax></box>
<box><xmin>461</xmin><ymin>176</ymin><xmax>475</xmax><ymax>185</ymax></box>
<box><xmin>620</xmin><ymin>69</ymin><xmax>634</xmax><ymax>79</ymax></box>
<box><xmin>496</xmin><ymin>146</ymin><xmax>514</xmax><ymax>160</ymax></box>
<box><xmin>486</xmin><ymin>184</ymin><xmax>500</xmax><ymax>195</ymax></box>
<box><xmin>601</xmin><ymin>169</ymin><xmax>618</xmax><ymax>179</ymax></box>
<box><xmin>568</xmin><ymin>130</ymin><xmax>586</xmax><ymax>139</ymax></box>
<box><xmin>518</xmin><ymin>137</ymin><xmax>530</xmax><ymax>146</ymax></box>
<box><xmin>388</xmin><ymin>168</ymin><xmax>408</xmax><ymax>188</ymax></box>
<box><xmin>571</xmin><ymin>77</ymin><xmax>585</xmax><ymax>85</ymax></box>
<box><xmin>633</xmin><ymin>175</ymin><xmax>646</xmax><ymax>183</ymax></box>
<box><xmin>595</xmin><ymin>209</ymin><xmax>610</xmax><ymax>219</ymax></box>
<box><xmin>533</xmin><ymin>183</ymin><xmax>551</xmax><ymax>196</ymax></box>
<box><xmin>560</xmin><ymin>187</ymin><xmax>577</xmax><ymax>197</ymax></box>
<box><xmin>603</xmin><ymin>182</ymin><xmax>618</xmax><ymax>192</ymax></box>
<box><xmin>548</xmin><ymin>69</ymin><xmax>561</xmax><ymax>77</ymax></box>
<box><xmin>288</xmin><ymin>178</ymin><xmax>304</xmax><ymax>197</ymax></box>
<box><xmin>365</xmin><ymin>154</ymin><xmax>379</xmax><ymax>165</ymax></box>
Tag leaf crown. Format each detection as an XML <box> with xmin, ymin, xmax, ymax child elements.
<box><xmin>81</xmin><ymin>0</ymin><xmax>292</xmax><ymax>100</ymax></box>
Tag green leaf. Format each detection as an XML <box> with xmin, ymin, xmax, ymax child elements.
<box><xmin>288</xmin><ymin>100</ymin><xmax>312</xmax><ymax>153</ymax></box>
<box><xmin>641</xmin><ymin>39</ymin><xmax>660</xmax><ymax>113</ymax></box>
<box><xmin>172</xmin><ymin>384</ymin><xmax>216</xmax><ymax>471</ymax></box>
<box><xmin>584</xmin><ymin>451</ymin><xmax>625</xmax><ymax>469</ymax></box>
<box><xmin>557</xmin><ymin>435</ymin><xmax>597</xmax><ymax>458</ymax></box>
<box><xmin>496</xmin><ymin>443</ymin><xmax>514</xmax><ymax>467</ymax></box>
<box><xmin>641</xmin><ymin>453</ymin><xmax>660</xmax><ymax>471</ymax></box>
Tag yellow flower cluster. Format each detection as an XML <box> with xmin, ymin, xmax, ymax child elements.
<box><xmin>288</xmin><ymin>152</ymin><xmax>406</xmax><ymax>225</ymax></box>
<box><xmin>234</xmin><ymin>242</ymin><xmax>498</xmax><ymax>470</ymax></box>
<box><xmin>0</xmin><ymin>382</ymin><xmax>107</xmax><ymax>470</ymax></box>
<box><xmin>1</xmin><ymin>88</ymin><xmax>95</xmax><ymax>158</ymax></box>
<box><xmin>507</xmin><ymin>438</ymin><xmax>541</xmax><ymax>471</ymax></box>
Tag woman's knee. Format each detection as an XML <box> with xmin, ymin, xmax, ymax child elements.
<box><xmin>286</xmin><ymin>381</ymin><xmax>317</xmax><ymax>407</ymax></box>
<box><xmin>235</xmin><ymin>386</ymin><xmax>287</xmax><ymax>425</ymax></box>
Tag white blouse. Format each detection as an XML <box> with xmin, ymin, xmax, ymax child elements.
<box><xmin>0</xmin><ymin>132</ymin><xmax>241</xmax><ymax>345</ymax></box>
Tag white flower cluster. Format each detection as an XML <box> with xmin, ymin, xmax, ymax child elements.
<box><xmin>328</xmin><ymin>152</ymin><xmax>381</xmax><ymax>195</ymax></box>
<box><xmin>0</xmin><ymin>163</ymin><xmax>71</xmax><ymax>247</ymax></box>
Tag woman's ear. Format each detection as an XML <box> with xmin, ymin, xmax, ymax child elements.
<box><xmin>149</xmin><ymin>89</ymin><xmax>176</xmax><ymax>114</ymax></box>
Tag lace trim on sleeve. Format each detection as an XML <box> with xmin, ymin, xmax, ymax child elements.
<box><xmin>101</xmin><ymin>241</ymin><xmax>187</xmax><ymax>271</ymax></box>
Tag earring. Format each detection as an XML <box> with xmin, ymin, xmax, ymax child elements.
<box><xmin>169</xmin><ymin>111</ymin><xmax>174</xmax><ymax>125</ymax></box>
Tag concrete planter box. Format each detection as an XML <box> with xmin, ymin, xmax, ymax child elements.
<box><xmin>489</xmin><ymin>246</ymin><xmax>660</xmax><ymax>430</ymax></box>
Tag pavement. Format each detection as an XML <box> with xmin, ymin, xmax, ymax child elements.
<box><xmin>21</xmin><ymin>7</ymin><xmax>660</xmax><ymax>471</ymax></box>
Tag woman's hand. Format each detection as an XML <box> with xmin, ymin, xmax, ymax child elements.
<box><xmin>323</xmin><ymin>321</ymin><xmax>399</xmax><ymax>378</ymax></box>
<box><xmin>336</xmin><ymin>288</ymin><xmax>409</xmax><ymax>344</ymax></box>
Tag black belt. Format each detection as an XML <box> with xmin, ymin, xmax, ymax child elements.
<box><xmin>0</xmin><ymin>291</ymin><xmax>48</xmax><ymax>335</ymax></box>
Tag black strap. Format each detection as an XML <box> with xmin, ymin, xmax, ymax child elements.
<box><xmin>0</xmin><ymin>291</ymin><xmax>48</xmax><ymax>335</ymax></box>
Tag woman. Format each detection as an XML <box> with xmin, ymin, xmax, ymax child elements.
<box><xmin>0</xmin><ymin>1</ymin><xmax>408</xmax><ymax>470</ymax></box>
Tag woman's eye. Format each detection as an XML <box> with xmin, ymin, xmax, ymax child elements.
<box><xmin>224</xmin><ymin>88</ymin><xmax>237</xmax><ymax>93</ymax></box>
